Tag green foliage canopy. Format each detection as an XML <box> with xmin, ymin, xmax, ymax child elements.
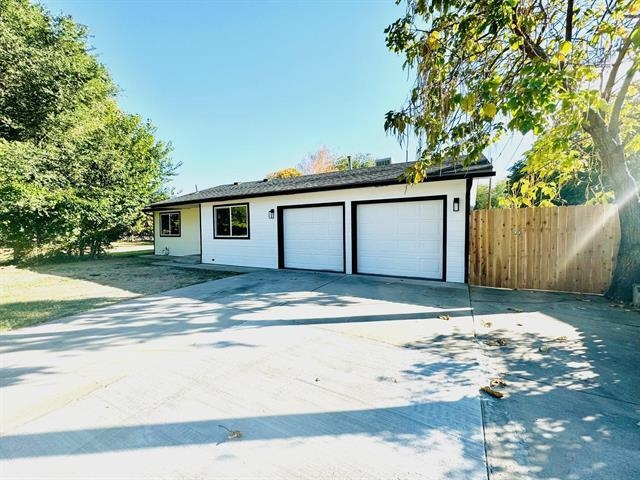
<box><xmin>333</xmin><ymin>154</ymin><xmax>376</xmax><ymax>171</ymax></box>
<box><xmin>474</xmin><ymin>180</ymin><xmax>509</xmax><ymax>209</ymax></box>
<box><xmin>385</xmin><ymin>0</ymin><xmax>640</xmax><ymax>299</ymax></box>
<box><xmin>0</xmin><ymin>0</ymin><xmax>174</xmax><ymax>259</ymax></box>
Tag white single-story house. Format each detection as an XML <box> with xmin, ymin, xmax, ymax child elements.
<box><xmin>146</xmin><ymin>159</ymin><xmax>494</xmax><ymax>283</ymax></box>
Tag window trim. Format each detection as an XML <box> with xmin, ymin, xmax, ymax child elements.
<box><xmin>159</xmin><ymin>211</ymin><xmax>182</xmax><ymax>237</ymax></box>
<box><xmin>213</xmin><ymin>203</ymin><xmax>250</xmax><ymax>239</ymax></box>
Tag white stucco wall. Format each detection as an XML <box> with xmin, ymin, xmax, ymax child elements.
<box><xmin>200</xmin><ymin>179</ymin><xmax>471</xmax><ymax>282</ymax></box>
<box><xmin>154</xmin><ymin>206</ymin><xmax>200</xmax><ymax>257</ymax></box>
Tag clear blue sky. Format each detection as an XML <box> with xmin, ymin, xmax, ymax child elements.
<box><xmin>39</xmin><ymin>0</ymin><xmax>528</xmax><ymax>194</ymax></box>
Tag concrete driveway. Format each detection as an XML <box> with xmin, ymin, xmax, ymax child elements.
<box><xmin>2</xmin><ymin>270</ymin><xmax>638</xmax><ymax>479</ymax></box>
<box><xmin>472</xmin><ymin>287</ymin><xmax>640</xmax><ymax>479</ymax></box>
<box><xmin>0</xmin><ymin>271</ymin><xmax>486</xmax><ymax>479</ymax></box>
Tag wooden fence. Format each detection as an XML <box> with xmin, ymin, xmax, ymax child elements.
<box><xmin>469</xmin><ymin>205</ymin><xmax>620</xmax><ymax>294</ymax></box>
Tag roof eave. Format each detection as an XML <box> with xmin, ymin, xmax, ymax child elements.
<box><xmin>145</xmin><ymin>169</ymin><xmax>494</xmax><ymax>211</ymax></box>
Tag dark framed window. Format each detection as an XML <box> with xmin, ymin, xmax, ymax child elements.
<box><xmin>214</xmin><ymin>203</ymin><xmax>249</xmax><ymax>239</ymax></box>
<box><xmin>159</xmin><ymin>211</ymin><xmax>181</xmax><ymax>237</ymax></box>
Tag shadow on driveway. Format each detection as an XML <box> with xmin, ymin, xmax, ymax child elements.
<box><xmin>470</xmin><ymin>286</ymin><xmax>640</xmax><ymax>479</ymax></box>
<box><xmin>0</xmin><ymin>270</ymin><xmax>487</xmax><ymax>479</ymax></box>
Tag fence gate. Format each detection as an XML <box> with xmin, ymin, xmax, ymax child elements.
<box><xmin>469</xmin><ymin>205</ymin><xmax>620</xmax><ymax>294</ymax></box>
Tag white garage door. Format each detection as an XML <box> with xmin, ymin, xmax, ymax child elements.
<box><xmin>356</xmin><ymin>199</ymin><xmax>444</xmax><ymax>279</ymax></box>
<box><xmin>283</xmin><ymin>204</ymin><xmax>344</xmax><ymax>272</ymax></box>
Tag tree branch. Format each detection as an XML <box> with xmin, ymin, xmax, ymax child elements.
<box><xmin>584</xmin><ymin>107</ymin><xmax>629</xmax><ymax>180</ymax></box>
<box><xmin>510</xmin><ymin>15</ymin><xmax>549</xmax><ymax>61</ymax></box>
<box><xmin>565</xmin><ymin>0</ymin><xmax>574</xmax><ymax>42</ymax></box>
<box><xmin>603</xmin><ymin>17</ymin><xmax>640</xmax><ymax>101</ymax></box>
<box><xmin>609</xmin><ymin>66</ymin><xmax>637</xmax><ymax>139</ymax></box>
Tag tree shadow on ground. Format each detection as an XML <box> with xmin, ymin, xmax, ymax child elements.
<box><xmin>0</xmin><ymin>271</ymin><xmax>473</xmax><ymax>355</ymax></box>
<box><xmin>0</xmin><ymin>298</ymin><xmax>120</xmax><ymax>331</ymax></box>
<box><xmin>0</xmin><ymin>271</ymin><xmax>487</xmax><ymax>478</ymax></box>
<box><xmin>468</xmin><ymin>286</ymin><xmax>640</xmax><ymax>479</ymax></box>
<box><xmin>4</xmin><ymin>271</ymin><xmax>637</xmax><ymax>477</ymax></box>
<box><xmin>0</xmin><ymin>365</ymin><xmax>53</xmax><ymax>388</ymax></box>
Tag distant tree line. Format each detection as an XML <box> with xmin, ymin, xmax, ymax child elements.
<box><xmin>0</xmin><ymin>0</ymin><xmax>175</xmax><ymax>260</ymax></box>
<box><xmin>267</xmin><ymin>147</ymin><xmax>375</xmax><ymax>179</ymax></box>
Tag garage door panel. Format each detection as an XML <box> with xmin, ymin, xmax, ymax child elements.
<box><xmin>283</xmin><ymin>205</ymin><xmax>344</xmax><ymax>272</ymax></box>
<box><xmin>356</xmin><ymin>199</ymin><xmax>444</xmax><ymax>279</ymax></box>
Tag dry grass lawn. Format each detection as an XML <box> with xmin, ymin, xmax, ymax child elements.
<box><xmin>0</xmin><ymin>254</ymin><xmax>236</xmax><ymax>331</ymax></box>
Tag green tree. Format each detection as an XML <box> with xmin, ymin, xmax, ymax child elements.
<box><xmin>475</xmin><ymin>180</ymin><xmax>509</xmax><ymax>209</ymax></box>
<box><xmin>505</xmin><ymin>159</ymin><xmax>614</xmax><ymax>206</ymax></box>
<box><xmin>385</xmin><ymin>0</ymin><xmax>640</xmax><ymax>300</ymax></box>
<box><xmin>0</xmin><ymin>0</ymin><xmax>174</xmax><ymax>259</ymax></box>
<box><xmin>0</xmin><ymin>0</ymin><xmax>113</xmax><ymax>142</ymax></box>
<box><xmin>334</xmin><ymin>154</ymin><xmax>376</xmax><ymax>170</ymax></box>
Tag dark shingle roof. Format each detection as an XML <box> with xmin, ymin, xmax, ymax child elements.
<box><xmin>147</xmin><ymin>158</ymin><xmax>494</xmax><ymax>210</ymax></box>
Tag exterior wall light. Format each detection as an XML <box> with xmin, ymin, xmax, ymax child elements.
<box><xmin>268</xmin><ymin>208</ymin><xmax>275</xmax><ymax>219</ymax></box>
<box><xmin>453</xmin><ymin>197</ymin><xmax>460</xmax><ymax>212</ymax></box>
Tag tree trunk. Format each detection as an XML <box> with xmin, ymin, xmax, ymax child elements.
<box><xmin>586</xmin><ymin>109</ymin><xmax>640</xmax><ymax>302</ymax></box>
<box><xmin>605</xmin><ymin>158</ymin><xmax>640</xmax><ymax>301</ymax></box>
<box><xmin>609</xmin><ymin>195</ymin><xmax>640</xmax><ymax>301</ymax></box>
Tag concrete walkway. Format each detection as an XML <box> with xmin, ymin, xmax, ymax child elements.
<box><xmin>0</xmin><ymin>271</ymin><xmax>487</xmax><ymax>479</ymax></box>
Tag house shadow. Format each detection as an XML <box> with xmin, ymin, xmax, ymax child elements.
<box><xmin>0</xmin><ymin>399</ymin><xmax>488</xmax><ymax>478</ymax></box>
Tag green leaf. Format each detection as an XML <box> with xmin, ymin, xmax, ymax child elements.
<box><xmin>480</xmin><ymin>103</ymin><xmax>497</xmax><ymax>119</ymax></box>
<box><xmin>460</xmin><ymin>94</ymin><xmax>476</xmax><ymax>112</ymax></box>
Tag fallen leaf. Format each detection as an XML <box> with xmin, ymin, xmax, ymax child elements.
<box><xmin>438</xmin><ymin>315</ymin><xmax>451</xmax><ymax>321</ymax></box>
<box><xmin>490</xmin><ymin>377</ymin><xmax>508</xmax><ymax>387</ymax></box>
<box><xmin>555</xmin><ymin>336</ymin><xmax>568</xmax><ymax>342</ymax></box>
<box><xmin>218</xmin><ymin>425</ymin><xmax>243</xmax><ymax>445</ymax></box>
<box><xmin>314</xmin><ymin>377</ymin><xmax>320</xmax><ymax>382</ymax></box>
<box><xmin>483</xmin><ymin>321</ymin><xmax>493</xmax><ymax>328</ymax></box>
<box><xmin>485</xmin><ymin>337</ymin><xmax>508</xmax><ymax>347</ymax></box>
<box><xmin>480</xmin><ymin>386</ymin><xmax>504</xmax><ymax>398</ymax></box>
